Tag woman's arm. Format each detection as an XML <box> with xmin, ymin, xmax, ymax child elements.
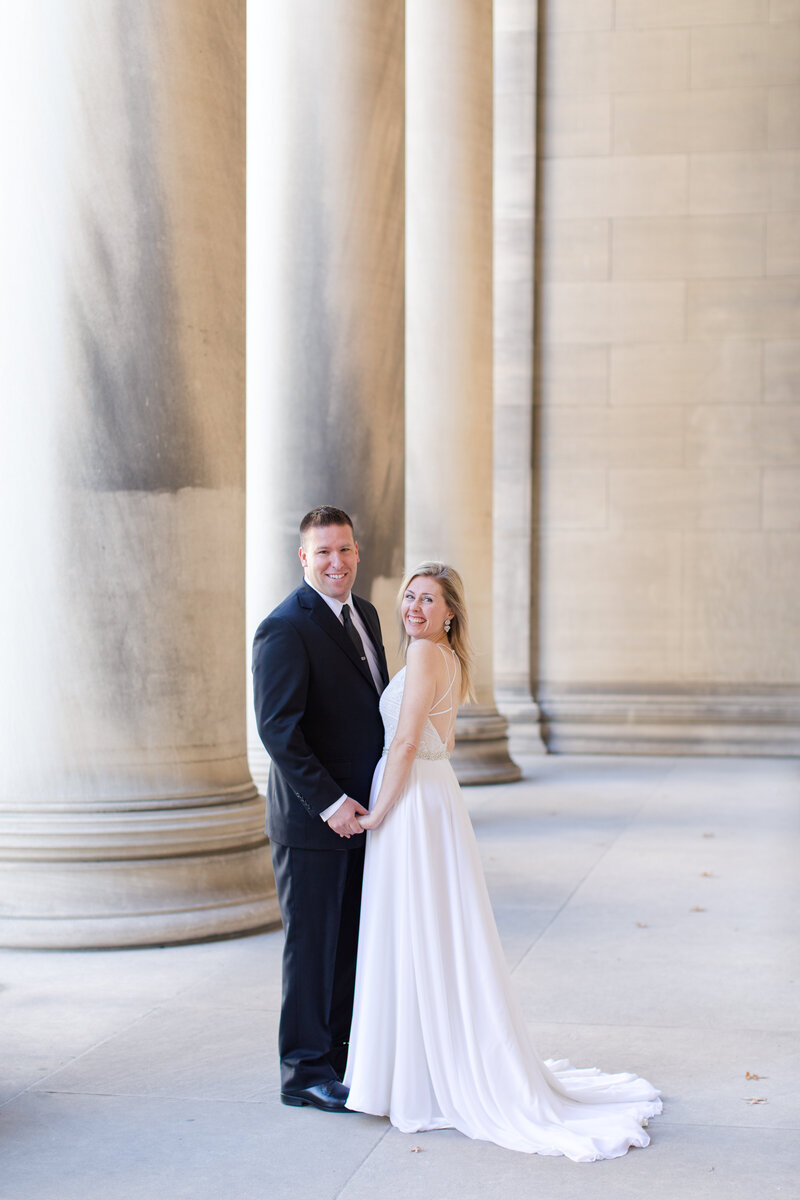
<box><xmin>358</xmin><ymin>640</ymin><xmax>439</xmax><ymax>830</ymax></box>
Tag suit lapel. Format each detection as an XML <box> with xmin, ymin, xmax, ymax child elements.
<box><xmin>299</xmin><ymin>585</ymin><xmax>377</xmax><ymax>689</ymax></box>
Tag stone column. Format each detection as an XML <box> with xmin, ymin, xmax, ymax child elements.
<box><xmin>493</xmin><ymin>0</ymin><xmax>546</xmax><ymax>754</ymax></box>
<box><xmin>247</xmin><ymin>0</ymin><xmax>406</xmax><ymax>787</ymax></box>
<box><xmin>406</xmin><ymin>0</ymin><xmax>520</xmax><ymax>783</ymax></box>
<box><xmin>0</xmin><ymin>0</ymin><xmax>277</xmax><ymax>947</ymax></box>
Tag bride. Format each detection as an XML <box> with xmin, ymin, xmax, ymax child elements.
<box><xmin>343</xmin><ymin>562</ymin><xmax>662</xmax><ymax>1161</ymax></box>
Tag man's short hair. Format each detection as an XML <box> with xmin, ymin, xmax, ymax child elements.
<box><xmin>299</xmin><ymin>506</ymin><xmax>355</xmax><ymax>542</ymax></box>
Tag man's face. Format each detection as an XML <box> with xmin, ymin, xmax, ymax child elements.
<box><xmin>299</xmin><ymin>523</ymin><xmax>360</xmax><ymax>601</ymax></box>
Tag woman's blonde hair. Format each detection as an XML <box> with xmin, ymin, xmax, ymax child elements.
<box><xmin>397</xmin><ymin>562</ymin><xmax>475</xmax><ymax>703</ymax></box>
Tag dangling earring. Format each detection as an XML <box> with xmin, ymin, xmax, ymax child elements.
<box><xmin>444</xmin><ymin>618</ymin><xmax>452</xmax><ymax>634</ymax></box>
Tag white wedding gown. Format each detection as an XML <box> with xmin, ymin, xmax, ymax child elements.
<box><xmin>344</xmin><ymin>652</ymin><xmax>662</xmax><ymax>1160</ymax></box>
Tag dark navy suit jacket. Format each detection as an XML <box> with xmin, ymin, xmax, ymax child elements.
<box><xmin>252</xmin><ymin>582</ymin><xmax>389</xmax><ymax>850</ymax></box>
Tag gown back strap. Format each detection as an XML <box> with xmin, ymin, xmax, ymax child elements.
<box><xmin>429</xmin><ymin>644</ymin><xmax>458</xmax><ymax>718</ymax></box>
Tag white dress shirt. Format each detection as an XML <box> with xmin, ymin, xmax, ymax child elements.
<box><xmin>302</xmin><ymin>579</ymin><xmax>382</xmax><ymax>823</ymax></box>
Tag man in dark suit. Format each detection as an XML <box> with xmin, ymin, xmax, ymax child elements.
<box><xmin>252</xmin><ymin>506</ymin><xmax>388</xmax><ymax>1113</ymax></box>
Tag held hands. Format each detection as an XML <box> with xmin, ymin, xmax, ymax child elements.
<box><xmin>357</xmin><ymin>810</ymin><xmax>383</xmax><ymax>831</ymax></box>
<box><xmin>327</xmin><ymin>797</ymin><xmax>369</xmax><ymax>839</ymax></box>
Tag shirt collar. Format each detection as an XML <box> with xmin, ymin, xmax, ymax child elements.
<box><xmin>303</xmin><ymin>578</ymin><xmax>352</xmax><ymax>619</ymax></box>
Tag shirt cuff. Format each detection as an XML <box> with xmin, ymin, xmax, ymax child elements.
<box><xmin>320</xmin><ymin>795</ymin><xmax>348</xmax><ymax>822</ymax></box>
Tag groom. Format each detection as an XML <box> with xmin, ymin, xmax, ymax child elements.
<box><xmin>252</xmin><ymin>506</ymin><xmax>388</xmax><ymax>1112</ymax></box>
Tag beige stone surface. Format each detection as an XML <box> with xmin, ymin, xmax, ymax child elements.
<box><xmin>615</xmin><ymin>0</ymin><xmax>770</xmax><ymax>27</ymax></box>
<box><xmin>537</xmin><ymin>530</ymin><xmax>684</xmax><ymax>683</ymax></box>
<box><xmin>494</xmin><ymin>3</ymin><xmax>545</xmax><ymax>751</ymax></box>
<box><xmin>541</xmin><ymin>94</ymin><xmax>610</xmax><ymax>158</ymax></box>
<box><xmin>544</xmin><ymin>32</ymin><xmax>611</xmax><ymax>94</ymax></box>
<box><xmin>539</xmin><ymin>467</ymin><xmax>608</xmax><ymax>530</ymax></box>
<box><xmin>542</xmin><ymin>405</ymin><xmax>684</xmax><ymax>469</ymax></box>
<box><xmin>495</xmin><ymin>0</ymin><xmax>538</xmax><ymax>31</ymax></box>
<box><xmin>494</xmin><ymin>27</ymin><xmax>535</xmax><ymax>96</ymax></box>
<box><xmin>766</xmin><ymin>213</ymin><xmax>800</xmax><ymax>275</ymax></box>
<box><xmin>684</xmin><ymin>405</ymin><xmax>800</xmax><ymax>467</ymax></box>
<box><xmin>611</xmin><ymin>29</ymin><xmax>691</xmax><ymax>92</ymax></box>
<box><xmin>410</xmin><ymin>0</ymin><xmax>519</xmax><ymax>777</ymax></box>
<box><xmin>765</xmin><ymin>340</ymin><xmax>800</xmax><ymax>402</ymax></box>
<box><xmin>494</xmin><ymin>217</ymin><xmax>535</xmax><ymax>288</ymax></box>
<box><xmin>538</xmin><ymin>217</ymin><xmax>609</xmax><ymax>281</ymax></box>
<box><xmin>531</xmin><ymin>0</ymin><xmax>800</xmax><ymax>733</ymax></box>
<box><xmin>757</xmin><ymin>406</ymin><xmax>800</xmax><ymax>463</ymax></box>
<box><xmin>691</xmin><ymin>23</ymin><xmax>800</xmax><ymax>90</ymax></box>
<box><xmin>612</xmin><ymin>215</ymin><xmax>764</xmax><ymax>280</ymax></box>
<box><xmin>543</xmin><ymin>280</ymin><xmax>686</xmax><ymax>344</ymax></box>
<box><xmin>545</xmin><ymin>155</ymin><xmax>688</xmax><ymax>219</ymax></box>
<box><xmin>682</xmin><ymin>533</ymin><xmax>800</xmax><ymax>683</ymax></box>
<box><xmin>763</xmin><ymin>467</ymin><xmax>800</xmax><ymax>528</ymax></box>
<box><xmin>495</xmin><ymin>276</ymin><xmax>534</xmax><ymax>343</ymax></box>
<box><xmin>494</xmin><ymin>91</ymin><xmax>536</xmax><ymax>156</ymax></box>
<box><xmin>690</xmin><ymin>150</ymin><xmax>800</xmax><ymax>214</ymax></box>
<box><xmin>608</xmin><ymin>468</ymin><xmax>762</xmax><ymax>531</ymax></box>
<box><xmin>610</xmin><ymin>342</ymin><xmax>762</xmax><ymax>407</ymax></box>
<box><xmin>0</xmin><ymin>0</ymin><xmax>279</xmax><ymax>948</ymax></box>
<box><xmin>538</xmin><ymin>343</ymin><xmax>609</xmax><ymax>406</ymax></box>
<box><xmin>614</xmin><ymin>89</ymin><xmax>768</xmax><ymax>155</ymax></box>
<box><xmin>545</xmin><ymin>0</ymin><xmax>613</xmax><ymax>34</ymax></box>
<box><xmin>772</xmin><ymin>0</ymin><xmax>800</xmax><ymax>19</ymax></box>
<box><xmin>687</xmin><ymin>279</ymin><xmax>800</xmax><ymax>340</ymax></box>
<box><xmin>768</xmin><ymin>87</ymin><xmax>800</xmax><ymax>149</ymax></box>
<box><xmin>5</xmin><ymin>758</ymin><xmax>799</xmax><ymax>1194</ymax></box>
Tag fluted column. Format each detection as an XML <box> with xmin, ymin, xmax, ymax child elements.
<box><xmin>493</xmin><ymin>0</ymin><xmax>546</xmax><ymax>753</ymax></box>
<box><xmin>247</xmin><ymin>0</ymin><xmax>406</xmax><ymax>787</ymax></box>
<box><xmin>406</xmin><ymin>0</ymin><xmax>520</xmax><ymax>783</ymax></box>
<box><xmin>0</xmin><ymin>0</ymin><xmax>277</xmax><ymax>947</ymax></box>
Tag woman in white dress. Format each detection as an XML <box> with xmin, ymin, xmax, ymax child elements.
<box><xmin>343</xmin><ymin>562</ymin><xmax>662</xmax><ymax>1161</ymax></box>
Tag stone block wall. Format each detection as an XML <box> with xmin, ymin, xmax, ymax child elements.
<box><xmin>533</xmin><ymin>0</ymin><xmax>800</xmax><ymax>752</ymax></box>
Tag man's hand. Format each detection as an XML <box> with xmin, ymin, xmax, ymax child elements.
<box><xmin>327</xmin><ymin>797</ymin><xmax>369</xmax><ymax>838</ymax></box>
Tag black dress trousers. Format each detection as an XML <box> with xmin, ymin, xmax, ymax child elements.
<box><xmin>271</xmin><ymin>840</ymin><xmax>365</xmax><ymax>1091</ymax></box>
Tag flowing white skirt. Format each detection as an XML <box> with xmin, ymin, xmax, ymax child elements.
<box><xmin>344</xmin><ymin>754</ymin><xmax>662</xmax><ymax>1161</ymax></box>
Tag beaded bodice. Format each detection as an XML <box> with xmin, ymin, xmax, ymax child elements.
<box><xmin>380</xmin><ymin>646</ymin><xmax>457</xmax><ymax>761</ymax></box>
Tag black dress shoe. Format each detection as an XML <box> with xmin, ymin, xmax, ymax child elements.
<box><xmin>280</xmin><ymin>1080</ymin><xmax>352</xmax><ymax>1112</ymax></box>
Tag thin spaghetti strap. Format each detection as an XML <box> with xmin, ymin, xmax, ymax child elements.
<box><xmin>429</xmin><ymin>644</ymin><xmax>457</xmax><ymax>717</ymax></box>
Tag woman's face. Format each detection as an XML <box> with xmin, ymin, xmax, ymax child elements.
<box><xmin>401</xmin><ymin>576</ymin><xmax>454</xmax><ymax>642</ymax></box>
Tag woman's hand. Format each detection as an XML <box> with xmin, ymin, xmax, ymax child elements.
<box><xmin>357</xmin><ymin>811</ymin><xmax>382</xmax><ymax>831</ymax></box>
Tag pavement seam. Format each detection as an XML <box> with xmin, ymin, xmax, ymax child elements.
<box><xmin>332</xmin><ymin>1124</ymin><xmax>393</xmax><ymax>1199</ymax></box>
<box><xmin>0</xmin><ymin>1001</ymin><xmax>167</xmax><ymax>1111</ymax></box>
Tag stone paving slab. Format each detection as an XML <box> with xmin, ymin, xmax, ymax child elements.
<box><xmin>0</xmin><ymin>755</ymin><xmax>798</xmax><ymax>1199</ymax></box>
<box><xmin>337</xmin><ymin>1123</ymin><xmax>800</xmax><ymax>1200</ymax></box>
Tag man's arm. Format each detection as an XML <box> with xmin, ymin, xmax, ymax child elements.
<box><xmin>252</xmin><ymin>616</ymin><xmax>344</xmax><ymax>819</ymax></box>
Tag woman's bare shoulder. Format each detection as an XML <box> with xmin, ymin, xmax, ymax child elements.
<box><xmin>405</xmin><ymin>639</ymin><xmax>445</xmax><ymax>678</ymax></box>
<box><xmin>406</xmin><ymin>639</ymin><xmax>443</xmax><ymax>664</ymax></box>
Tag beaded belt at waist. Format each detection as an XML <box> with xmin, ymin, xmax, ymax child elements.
<box><xmin>381</xmin><ymin>745</ymin><xmax>450</xmax><ymax>761</ymax></box>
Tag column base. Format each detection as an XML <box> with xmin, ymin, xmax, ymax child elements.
<box><xmin>451</xmin><ymin>707</ymin><xmax>522</xmax><ymax>785</ymax></box>
<box><xmin>0</xmin><ymin>844</ymin><xmax>280</xmax><ymax>949</ymax></box>
<box><xmin>495</xmin><ymin>686</ymin><xmax>548</xmax><ymax>756</ymax></box>
<box><xmin>538</xmin><ymin>686</ymin><xmax>800</xmax><ymax>756</ymax></box>
<box><xmin>0</xmin><ymin>785</ymin><xmax>281</xmax><ymax>949</ymax></box>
